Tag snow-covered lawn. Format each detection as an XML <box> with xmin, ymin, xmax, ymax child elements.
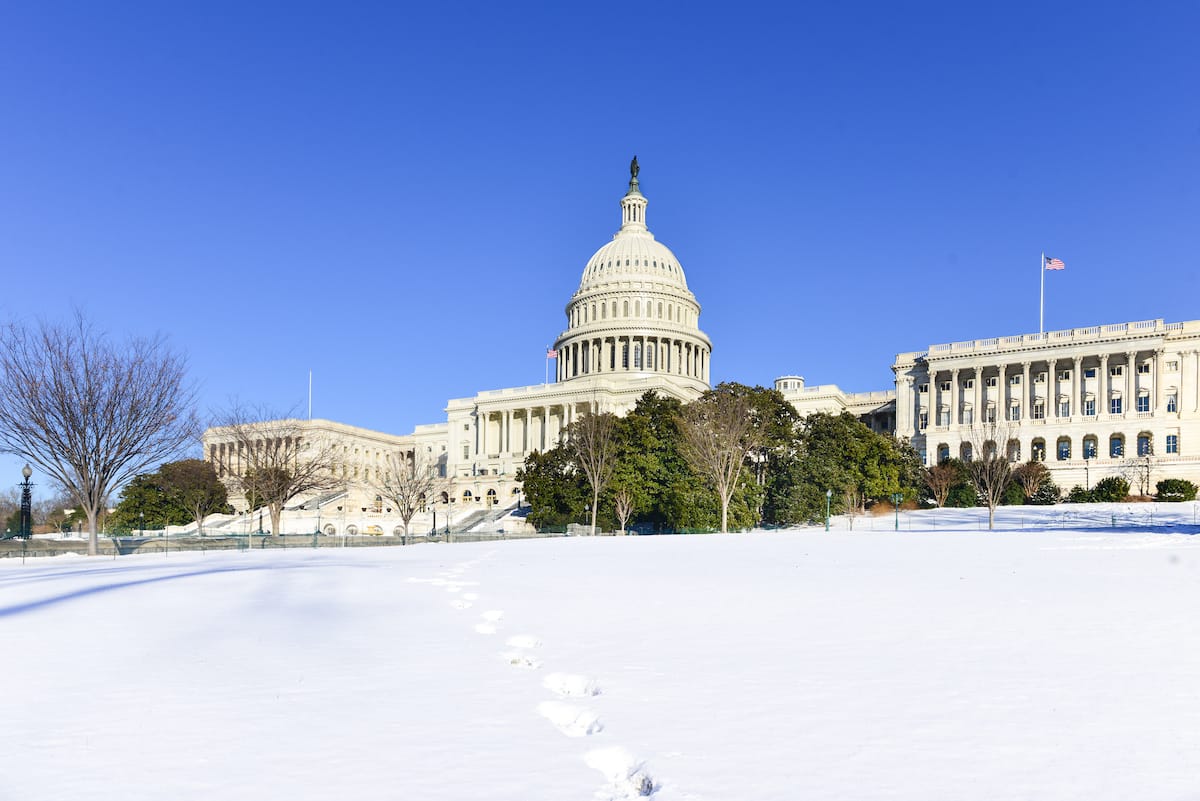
<box><xmin>4</xmin><ymin>504</ymin><xmax>1200</xmax><ymax>800</ymax></box>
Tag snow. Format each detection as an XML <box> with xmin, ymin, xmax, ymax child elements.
<box><xmin>3</xmin><ymin>503</ymin><xmax>1200</xmax><ymax>800</ymax></box>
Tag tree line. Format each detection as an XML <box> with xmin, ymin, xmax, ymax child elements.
<box><xmin>517</xmin><ymin>385</ymin><xmax>925</xmax><ymax>533</ymax></box>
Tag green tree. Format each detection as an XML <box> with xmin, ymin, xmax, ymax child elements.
<box><xmin>1091</xmin><ymin>476</ymin><xmax>1130</xmax><ymax>502</ymax></box>
<box><xmin>110</xmin><ymin>459</ymin><xmax>232</xmax><ymax>533</ymax></box>
<box><xmin>1156</xmin><ymin>478</ymin><xmax>1197</xmax><ymax>502</ymax></box>
<box><xmin>517</xmin><ymin>447</ymin><xmax>587</xmax><ymax>529</ymax></box>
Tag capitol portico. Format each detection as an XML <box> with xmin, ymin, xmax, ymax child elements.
<box><xmin>203</xmin><ymin>160</ymin><xmax>1200</xmax><ymax>533</ymax></box>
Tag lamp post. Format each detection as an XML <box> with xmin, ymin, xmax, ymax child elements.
<box><xmin>18</xmin><ymin>464</ymin><xmax>33</xmax><ymax>539</ymax></box>
<box><xmin>139</xmin><ymin>510</ymin><xmax>145</xmax><ymax>538</ymax></box>
<box><xmin>824</xmin><ymin>488</ymin><xmax>832</xmax><ymax>532</ymax></box>
<box><xmin>891</xmin><ymin>492</ymin><xmax>903</xmax><ymax>531</ymax></box>
<box><xmin>431</xmin><ymin>501</ymin><xmax>437</xmax><ymax>538</ymax></box>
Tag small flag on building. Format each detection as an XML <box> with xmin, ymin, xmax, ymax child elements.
<box><xmin>1044</xmin><ymin>256</ymin><xmax>1065</xmax><ymax>271</ymax></box>
<box><xmin>546</xmin><ymin>348</ymin><xmax>558</xmax><ymax>358</ymax></box>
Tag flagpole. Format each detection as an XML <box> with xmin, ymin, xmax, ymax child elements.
<box><xmin>1039</xmin><ymin>251</ymin><xmax>1045</xmax><ymax>336</ymax></box>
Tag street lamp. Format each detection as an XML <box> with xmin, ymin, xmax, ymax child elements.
<box><xmin>18</xmin><ymin>464</ymin><xmax>33</xmax><ymax>539</ymax></box>
<box><xmin>824</xmin><ymin>488</ymin><xmax>832</xmax><ymax>532</ymax></box>
<box><xmin>891</xmin><ymin>492</ymin><xmax>903</xmax><ymax>531</ymax></box>
<box><xmin>139</xmin><ymin>510</ymin><xmax>145</xmax><ymax>538</ymax></box>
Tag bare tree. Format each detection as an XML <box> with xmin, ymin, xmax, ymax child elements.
<box><xmin>964</xmin><ymin>423</ymin><xmax>1015</xmax><ymax>530</ymax></box>
<box><xmin>1012</xmin><ymin>460</ymin><xmax>1050</xmax><ymax>502</ymax></box>
<box><xmin>681</xmin><ymin>389</ymin><xmax>760</xmax><ymax>533</ymax></box>
<box><xmin>613</xmin><ymin>487</ymin><xmax>635</xmax><ymax>535</ymax></box>
<box><xmin>922</xmin><ymin>461</ymin><xmax>960</xmax><ymax>507</ymax></box>
<box><xmin>0</xmin><ymin>314</ymin><xmax>198</xmax><ymax>555</ymax></box>
<box><xmin>207</xmin><ymin>406</ymin><xmax>342</xmax><ymax>535</ymax></box>
<box><xmin>566</xmin><ymin>409</ymin><xmax>618</xmax><ymax>535</ymax></box>
<box><xmin>372</xmin><ymin>448</ymin><xmax>449</xmax><ymax>537</ymax></box>
<box><xmin>158</xmin><ymin>459</ymin><xmax>231</xmax><ymax>536</ymax></box>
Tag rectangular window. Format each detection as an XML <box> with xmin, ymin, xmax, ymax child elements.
<box><xmin>1136</xmin><ymin>395</ymin><xmax>1150</xmax><ymax>413</ymax></box>
<box><xmin>918</xmin><ymin>411</ymin><xmax>928</xmax><ymax>430</ymax></box>
<box><xmin>1110</xmin><ymin>397</ymin><xmax>1123</xmax><ymax>414</ymax></box>
<box><xmin>1167</xmin><ymin>434</ymin><xmax>1179</xmax><ymax>454</ymax></box>
<box><xmin>1084</xmin><ymin>398</ymin><xmax>1096</xmax><ymax>416</ymax></box>
<box><xmin>1137</xmin><ymin>362</ymin><xmax>1151</xmax><ymax>374</ymax></box>
<box><xmin>1110</xmin><ymin>365</ymin><xmax>1123</xmax><ymax>377</ymax></box>
<box><xmin>962</xmin><ymin>409</ymin><xmax>974</xmax><ymax>425</ymax></box>
<box><xmin>1032</xmin><ymin>403</ymin><xmax>1045</xmax><ymax>420</ymax></box>
<box><xmin>1166</xmin><ymin>360</ymin><xmax>1179</xmax><ymax>371</ymax></box>
<box><xmin>963</xmin><ymin>379</ymin><xmax>974</xmax><ymax>390</ymax></box>
<box><xmin>1084</xmin><ymin>368</ymin><xmax>1097</xmax><ymax>379</ymax></box>
<box><xmin>1034</xmin><ymin>372</ymin><xmax>1047</xmax><ymax>383</ymax></box>
<box><xmin>939</xmin><ymin>381</ymin><xmax>951</xmax><ymax>392</ymax></box>
<box><xmin>1058</xmin><ymin>370</ymin><xmax>1071</xmax><ymax>381</ymax></box>
<box><xmin>1058</xmin><ymin>400</ymin><xmax>1070</xmax><ymax>417</ymax></box>
<box><xmin>984</xmin><ymin>407</ymin><xmax>996</xmax><ymax>423</ymax></box>
<box><xmin>985</xmin><ymin>376</ymin><xmax>998</xmax><ymax>387</ymax></box>
<box><xmin>1008</xmin><ymin>405</ymin><xmax>1021</xmax><ymax>421</ymax></box>
<box><xmin>938</xmin><ymin>410</ymin><xmax>950</xmax><ymax>426</ymax></box>
<box><xmin>463</xmin><ymin>445</ymin><xmax>469</xmax><ymax>459</ymax></box>
<box><xmin>918</xmin><ymin>383</ymin><xmax>928</xmax><ymax>394</ymax></box>
<box><xmin>1009</xmin><ymin>375</ymin><xmax>1022</xmax><ymax>385</ymax></box>
<box><xmin>1167</xmin><ymin>394</ymin><xmax>1178</xmax><ymax>412</ymax></box>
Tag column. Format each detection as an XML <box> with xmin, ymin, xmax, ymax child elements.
<box><xmin>1048</xmin><ymin>359</ymin><xmax>1058</xmax><ymax>417</ymax></box>
<box><xmin>1099</xmin><ymin>354</ymin><xmax>1110</xmax><ymax>416</ymax></box>
<box><xmin>542</xmin><ymin>406</ymin><xmax>550</xmax><ymax>451</ymax></box>
<box><xmin>1192</xmin><ymin>350</ymin><xmax>1199</xmax><ymax>412</ymax></box>
<box><xmin>972</xmin><ymin>365</ymin><xmax>982</xmax><ymax>424</ymax></box>
<box><xmin>1021</xmin><ymin>362</ymin><xmax>1031</xmax><ymax>420</ymax></box>
<box><xmin>1154</xmin><ymin>349</ymin><xmax>1164</xmax><ymax>414</ymax></box>
<box><xmin>949</xmin><ymin>368</ymin><xmax>960</xmax><ymax>426</ymax></box>
<box><xmin>1073</xmin><ymin>355</ymin><xmax>1084</xmax><ymax>418</ymax></box>
<box><xmin>1125</xmin><ymin>350</ymin><xmax>1136</xmax><ymax>418</ymax></box>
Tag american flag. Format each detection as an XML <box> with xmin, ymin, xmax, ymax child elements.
<box><xmin>546</xmin><ymin>348</ymin><xmax>558</xmax><ymax>358</ymax></box>
<box><xmin>1044</xmin><ymin>256</ymin><xmax>1065</xmax><ymax>271</ymax></box>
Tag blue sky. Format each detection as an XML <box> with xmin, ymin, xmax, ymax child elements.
<box><xmin>1</xmin><ymin>2</ymin><xmax>1197</xmax><ymax>494</ymax></box>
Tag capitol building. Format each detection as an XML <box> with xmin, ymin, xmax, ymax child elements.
<box><xmin>204</xmin><ymin>162</ymin><xmax>1200</xmax><ymax>532</ymax></box>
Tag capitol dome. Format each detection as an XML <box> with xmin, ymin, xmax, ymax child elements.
<box><xmin>552</xmin><ymin>159</ymin><xmax>711</xmax><ymax>391</ymax></box>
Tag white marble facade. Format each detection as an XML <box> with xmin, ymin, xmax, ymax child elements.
<box><xmin>203</xmin><ymin>164</ymin><xmax>1200</xmax><ymax>530</ymax></box>
<box><xmin>893</xmin><ymin>319</ymin><xmax>1200</xmax><ymax>490</ymax></box>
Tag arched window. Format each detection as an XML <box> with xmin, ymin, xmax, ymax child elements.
<box><xmin>635</xmin><ymin>300</ymin><xmax>641</xmax><ymax>317</ymax></box>
<box><xmin>462</xmin><ymin>490</ymin><xmax>473</xmax><ymax>503</ymax></box>
<box><xmin>601</xmin><ymin>303</ymin><xmax>607</xmax><ymax>320</ymax></box>
<box><xmin>633</xmin><ymin>342</ymin><xmax>642</xmax><ymax>369</ymax></box>
<box><xmin>623</xmin><ymin>300</ymin><xmax>629</xmax><ymax>317</ymax></box>
<box><xmin>1056</xmin><ymin>437</ymin><xmax>1071</xmax><ymax>461</ymax></box>
<box><xmin>374</xmin><ymin>495</ymin><xmax>383</xmax><ymax>513</ymax></box>
<box><xmin>346</xmin><ymin>524</ymin><xmax>359</xmax><ymax>536</ymax></box>
<box><xmin>1082</xmin><ymin>436</ymin><xmax>1098</xmax><ymax>459</ymax></box>
<box><xmin>486</xmin><ymin>488</ymin><xmax>498</xmax><ymax>506</ymax></box>
<box><xmin>1137</xmin><ymin>432</ymin><xmax>1152</xmax><ymax>456</ymax></box>
<box><xmin>960</xmin><ymin>442</ymin><xmax>973</xmax><ymax>461</ymax></box>
<box><xmin>937</xmin><ymin>444</ymin><xmax>950</xmax><ymax>463</ymax></box>
<box><xmin>1109</xmin><ymin>434</ymin><xmax>1124</xmax><ymax>457</ymax></box>
<box><xmin>1006</xmin><ymin>439</ymin><xmax>1021</xmax><ymax>462</ymax></box>
<box><xmin>1032</xmin><ymin>438</ymin><xmax>1046</xmax><ymax>462</ymax></box>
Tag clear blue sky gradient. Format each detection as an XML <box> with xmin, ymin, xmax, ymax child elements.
<box><xmin>1</xmin><ymin>2</ymin><xmax>1197</xmax><ymax>494</ymax></box>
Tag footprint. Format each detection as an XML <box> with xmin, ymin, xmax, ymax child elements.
<box><xmin>481</xmin><ymin>610</ymin><xmax>504</xmax><ymax>622</ymax></box>
<box><xmin>474</xmin><ymin>623</ymin><xmax>497</xmax><ymax>635</ymax></box>
<box><xmin>537</xmin><ymin>701</ymin><xmax>603</xmax><ymax>737</ymax></box>
<box><xmin>544</xmin><ymin>673</ymin><xmax>600</xmax><ymax>697</ymax></box>
<box><xmin>502</xmin><ymin>651</ymin><xmax>542</xmax><ymax>670</ymax></box>
<box><xmin>451</xmin><ymin>599</ymin><xmax>473</xmax><ymax>610</ymax></box>
<box><xmin>506</xmin><ymin>634</ymin><xmax>541</xmax><ymax>649</ymax></box>
<box><xmin>585</xmin><ymin>746</ymin><xmax>655</xmax><ymax>797</ymax></box>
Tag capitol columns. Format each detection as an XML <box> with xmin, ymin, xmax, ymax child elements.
<box><xmin>1021</xmin><ymin>362</ymin><xmax>1031</xmax><ymax>420</ymax></box>
<box><xmin>1099</xmin><ymin>354</ymin><xmax>1110</xmax><ymax>414</ymax></box>
<box><xmin>1073</xmin><ymin>354</ymin><xmax>1084</xmax><ymax>415</ymax></box>
<box><xmin>1047</xmin><ymin>359</ymin><xmax>1058</xmax><ymax>418</ymax></box>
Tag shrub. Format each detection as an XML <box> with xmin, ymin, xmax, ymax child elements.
<box><xmin>1091</xmin><ymin>476</ymin><xmax>1130</xmax><ymax>503</ymax></box>
<box><xmin>946</xmin><ymin>483</ymin><xmax>979</xmax><ymax>508</ymax></box>
<box><xmin>1002</xmin><ymin>482</ymin><xmax>1026</xmax><ymax>506</ymax></box>
<box><xmin>1066</xmin><ymin>485</ymin><xmax>1093</xmax><ymax>504</ymax></box>
<box><xmin>1156</xmin><ymin>478</ymin><xmax>1198</xmax><ymax>502</ymax></box>
<box><xmin>1029</xmin><ymin>480</ymin><xmax>1061</xmax><ymax>505</ymax></box>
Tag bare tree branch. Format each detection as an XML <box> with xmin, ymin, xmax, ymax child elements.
<box><xmin>613</xmin><ymin>487</ymin><xmax>635</xmax><ymax>535</ymax></box>
<box><xmin>963</xmin><ymin>422</ymin><xmax>1016</xmax><ymax>530</ymax></box>
<box><xmin>566</xmin><ymin>408</ymin><xmax>618</xmax><ymax>535</ymax></box>
<box><xmin>681</xmin><ymin>389</ymin><xmax>759</xmax><ymax>533</ymax></box>
<box><xmin>372</xmin><ymin>448</ymin><xmax>449</xmax><ymax>537</ymax></box>
<box><xmin>206</xmin><ymin>405</ymin><xmax>342</xmax><ymax>535</ymax></box>
<box><xmin>0</xmin><ymin>313</ymin><xmax>199</xmax><ymax>554</ymax></box>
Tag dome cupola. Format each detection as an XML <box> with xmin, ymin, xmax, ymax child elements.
<box><xmin>552</xmin><ymin>158</ymin><xmax>712</xmax><ymax>391</ymax></box>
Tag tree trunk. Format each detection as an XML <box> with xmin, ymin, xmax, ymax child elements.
<box><xmin>590</xmin><ymin>489</ymin><xmax>599</xmax><ymax>536</ymax></box>
<box><xmin>270</xmin><ymin>503</ymin><xmax>283</xmax><ymax>536</ymax></box>
<box><xmin>720</xmin><ymin>496</ymin><xmax>729</xmax><ymax>533</ymax></box>
<box><xmin>87</xmin><ymin>509</ymin><xmax>99</xmax><ymax>556</ymax></box>
<box><xmin>988</xmin><ymin>505</ymin><xmax>995</xmax><ymax>530</ymax></box>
